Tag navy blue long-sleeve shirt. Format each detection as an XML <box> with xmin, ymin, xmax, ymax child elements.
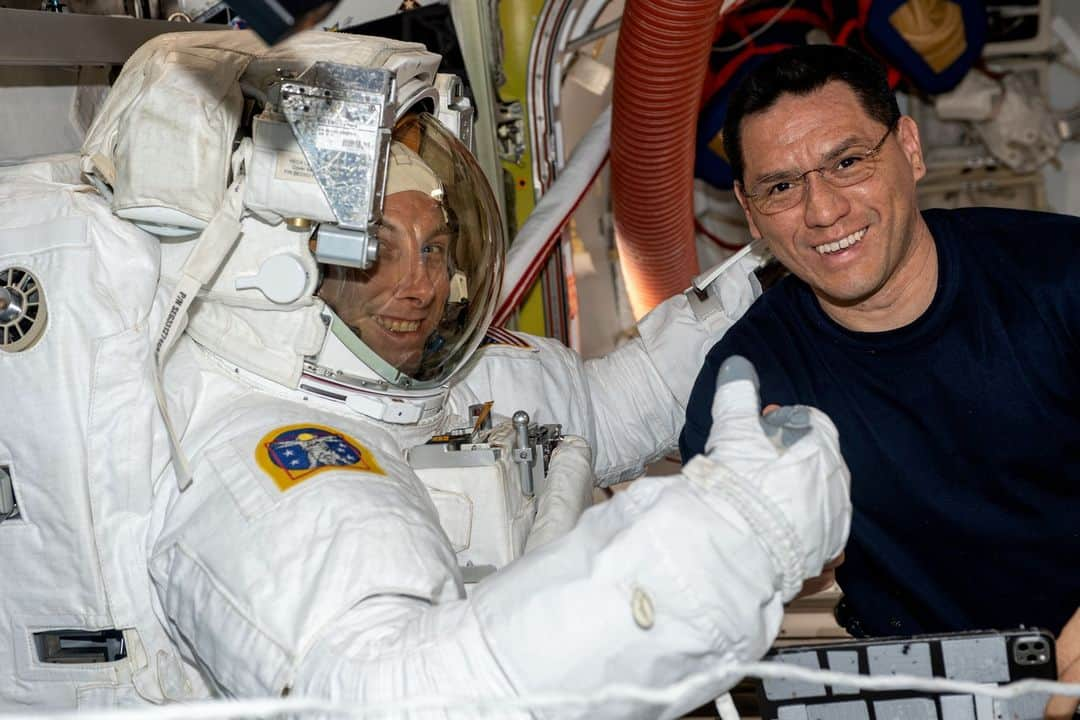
<box><xmin>681</xmin><ymin>207</ymin><xmax>1080</xmax><ymax>637</ymax></box>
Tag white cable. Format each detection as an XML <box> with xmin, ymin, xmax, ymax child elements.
<box><xmin>741</xmin><ymin>660</ymin><xmax>1076</xmax><ymax>698</ymax></box>
<box><xmin>713</xmin><ymin>0</ymin><xmax>797</xmax><ymax>54</ymax></box>
<box><xmin>716</xmin><ymin>691</ymin><xmax>742</xmax><ymax>720</ymax></box>
<box><xmin>5</xmin><ymin>659</ymin><xmax>1079</xmax><ymax>719</ymax></box>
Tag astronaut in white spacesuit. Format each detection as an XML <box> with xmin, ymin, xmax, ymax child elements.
<box><xmin>0</xmin><ymin>29</ymin><xmax>850</xmax><ymax>717</ymax></box>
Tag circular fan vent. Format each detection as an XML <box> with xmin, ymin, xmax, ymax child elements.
<box><xmin>0</xmin><ymin>267</ymin><xmax>47</xmax><ymax>353</ymax></box>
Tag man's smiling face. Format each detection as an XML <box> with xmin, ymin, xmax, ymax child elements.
<box><xmin>735</xmin><ymin>81</ymin><xmax>930</xmax><ymax>318</ymax></box>
<box><xmin>318</xmin><ymin>189</ymin><xmax>452</xmax><ymax>376</ymax></box>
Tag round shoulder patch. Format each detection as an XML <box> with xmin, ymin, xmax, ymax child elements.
<box><xmin>255</xmin><ymin>423</ymin><xmax>385</xmax><ymax>492</ymax></box>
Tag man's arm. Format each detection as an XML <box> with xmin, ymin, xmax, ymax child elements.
<box><xmin>1046</xmin><ymin>607</ymin><xmax>1080</xmax><ymax>720</ymax></box>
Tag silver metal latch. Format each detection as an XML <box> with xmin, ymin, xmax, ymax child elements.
<box><xmin>511</xmin><ymin>411</ymin><xmax>535</xmax><ymax>495</ymax></box>
<box><xmin>510</xmin><ymin>412</ymin><xmax>564</xmax><ymax>497</ymax></box>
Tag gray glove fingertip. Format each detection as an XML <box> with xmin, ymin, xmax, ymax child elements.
<box><xmin>760</xmin><ymin>405</ymin><xmax>793</xmax><ymax>428</ymax></box>
<box><xmin>717</xmin><ymin>354</ymin><xmax>759</xmax><ymax>390</ymax></box>
<box><xmin>786</xmin><ymin>405</ymin><xmax>811</xmax><ymax>429</ymax></box>
<box><xmin>760</xmin><ymin>405</ymin><xmax>812</xmax><ymax>448</ymax></box>
<box><xmin>758</xmin><ymin>419</ymin><xmax>780</xmax><ymax>441</ymax></box>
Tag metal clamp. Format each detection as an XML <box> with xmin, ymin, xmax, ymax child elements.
<box><xmin>496</xmin><ymin>100</ymin><xmax>526</xmax><ymax>165</ymax></box>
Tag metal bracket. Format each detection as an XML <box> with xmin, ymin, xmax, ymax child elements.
<box><xmin>495</xmin><ymin>100</ymin><xmax>526</xmax><ymax>166</ymax></box>
<box><xmin>510</xmin><ymin>412</ymin><xmax>563</xmax><ymax>497</ymax></box>
<box><xmin>281</xmin><ymin>63</ymin><xmax>395</xmax><ymax>232</ymax></box>
<box><xmin>435</xmin><ymin>73</ymin><xmax>476</xmax><ymax>153</ymax></box>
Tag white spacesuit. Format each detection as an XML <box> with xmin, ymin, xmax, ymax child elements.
<box><xmin>0</xmin><ymin>30</ymin><xmax>851</xmax><ymax>717</ymax></box>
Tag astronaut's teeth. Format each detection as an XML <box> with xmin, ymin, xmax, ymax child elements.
<box><xmin>816</xmin><ymin>228</ymin><xmax>866</xmax><ymax>255</ymax></box>
<box><xmin>377</xmin><ymin>317</ymin><xmax>421</xmax><ymax>333</ymax></box>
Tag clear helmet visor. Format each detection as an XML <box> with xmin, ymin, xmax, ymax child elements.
<box><xmin>317</xmin><ymin>113</ymin><xmax>503</xmax><ymax>387</ymax></box>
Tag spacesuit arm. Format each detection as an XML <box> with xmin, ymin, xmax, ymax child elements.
<box><xmin>151</xmin><ymin>361</ymin><xmax>847</xmax><ymax>718</ymax></box>
<box><xmin>567</xmin><ymin>250</ymin><xmax>763</xmax><ymax>485</ymax></box>
<box><xmin>289</xmin><ymin>360</ymin><xmax>851</xmax><ymax>718</ymax></box>
<box><xmin>457</xmin><ymin>251</ymin><xmax>762</xmax><ymax>487</ymax></box>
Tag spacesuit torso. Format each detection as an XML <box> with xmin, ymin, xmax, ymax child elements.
<box><xmin>0</xmin><ymin>176</ymin><xmax>587</xmax><ymax>706</ymax></box>
<box><xmin>0</xmin><ymin>169</ymin><xmax>213</xmax><ymax>707</ymax></box>
<box><xmin>159</xmin><ymin>321</ymin><xmax>598</xmax><ymax>588</ymax></box>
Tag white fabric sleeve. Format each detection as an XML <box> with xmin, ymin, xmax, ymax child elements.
<box><xmin>288</xmin><ymin>469</ymin><xmax>791</xmax><ymax>718</ymax></box>
<box><xmin>465</xmin><ymin>370</ymin><xmax>850</xmax><ymax>719</ymax></box>
<box><xmin>291</xmin><ymin>420</ymin><xmax>847</xmax><ymax>718</ymax></box>
<box><xmin>154</xmin><ymin>373</ymin><xmax>848</xmax><ymax>719</ymax></box>
<box><xmin>291</xmin><ymin>406</ymin><xmax>847</xmax><ymax>718</ymax></box>
<box><xmin>584</xmin><ymin>251</ymin><xmax>764</xmax><ymax>483</ymax></box>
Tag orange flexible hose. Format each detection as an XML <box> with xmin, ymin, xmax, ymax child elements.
<box><xmin>611</xmin><ymin>0</ymin><xmax>725</xmax><ymax>318</ymax></box>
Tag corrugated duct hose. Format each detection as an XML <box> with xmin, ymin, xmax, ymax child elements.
<box><xmin>611</xmin><ymin>0</ymin><xmax>725</xmax><ymax>319</ymax></box>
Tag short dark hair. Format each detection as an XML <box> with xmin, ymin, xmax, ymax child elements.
<box><xmin>722</xmin><ymin>44</ymin><xmax>901</xmax><ymax>184</ymax></box>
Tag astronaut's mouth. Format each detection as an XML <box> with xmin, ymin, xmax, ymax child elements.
<box><xmin>375</xmin><ymin>316</ymin><xmax>422</xmax><ymax>333</ymax></box>
<box><xmin>815</xmin><ymin>227</ymin><xmax>866</xmax><ymax>255</ymax></box>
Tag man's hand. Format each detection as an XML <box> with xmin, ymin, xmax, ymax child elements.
<box><xmin>796</xmin><ymin>552</ymin><xmax>844</xmax><ymax>600</ymax></box>
<box><xmin>1046</xmin><ymin>607</ymin><xmax>1080</xmax><ymax>720</ymax></box>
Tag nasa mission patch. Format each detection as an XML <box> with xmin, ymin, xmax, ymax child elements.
<box><xmin>255</xmin><ymin>423</ymin><xmax>385</xmax><ymax>491</ymax></box>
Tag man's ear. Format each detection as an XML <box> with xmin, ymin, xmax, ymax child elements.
<box><xmin>733</xmin><ymin>182</ymin><xmax>764</xmax><ymax>241</ymax></box>
<box><xmin>897</xmin><ymin>115</ymin><xmax>926</xmax><ymax>182</ymax></box>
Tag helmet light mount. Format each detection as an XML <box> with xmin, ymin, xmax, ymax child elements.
<box><xmin>280</xmin><ymin>61</ymin><xmax>396</xmax><ymax>270</ymax></box>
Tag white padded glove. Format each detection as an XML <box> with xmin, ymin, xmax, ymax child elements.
<box><xmin>524</xmin><ymin>435</ymin><xmax>595</xmax><ymax>554</ymax></box>
<box><xmin>684</xmin><ymin>355</ymin><xmax>851</xmax><ymax>601</ymax></box>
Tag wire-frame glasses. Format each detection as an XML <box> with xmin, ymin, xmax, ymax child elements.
<box><xmin>741</xmin><ymin>123</ymin><xmax>897</xmax><ymax>215</ymax></box>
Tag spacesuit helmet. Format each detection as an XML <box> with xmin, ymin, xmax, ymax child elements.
<box><xmin>79</xmin><ymin>30</ymin><xmax>505</xmax><ymax>405</ymax></box>
<box><xmin>312</xmin><ymin>111</ymin><xmax>503</xmax><ymax>386</ymax></box>
<box><xmin>238</xmin><ymin>32</ymin><xmax>506</xmax><ymax>393</ymax></box>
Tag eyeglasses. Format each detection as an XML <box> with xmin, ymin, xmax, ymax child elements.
<box><xmin>740</xmin><ymin>123</ymin><xmax>897</xmax><ymax>215</ymax></box>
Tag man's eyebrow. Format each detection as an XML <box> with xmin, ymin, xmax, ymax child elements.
<box><xmin>428</xmin><ymin>222</ymin><xmax>455</xmax><ymax>238</ymax></box>
<box><xmin>747</xmin><ymin>134</ymin><xmax>868</xmax><ymax>186</ymax></box>
<box><xmin>748</xmin><ymin>167</ymin><xmax>801</xmax><ymax>187</ymax></box>
<box><xmin>821</xmin><ymin>134</ymin><xmax>866</xmax><ymax>162</ymax></box>
<box><xmin>376</xmin><ymin>218</ymin><xmax>456</xmax><ymax>240</ymax></box>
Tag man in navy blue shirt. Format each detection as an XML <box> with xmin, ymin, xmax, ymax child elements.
<box><xmin>680</xmin><ymin>44</ymin><xmax>1080</xmax><ymax>716</ymax></box>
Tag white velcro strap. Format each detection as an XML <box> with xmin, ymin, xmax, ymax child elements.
<box><xmin>153</xmin><ymin>140</ymin><xmax>252</xmax><ymax>491</ymax></box>
<box><xmin>344</xmin><ymin>393</ymin><xmax>425</xmax><ymax>424</ymax></box>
